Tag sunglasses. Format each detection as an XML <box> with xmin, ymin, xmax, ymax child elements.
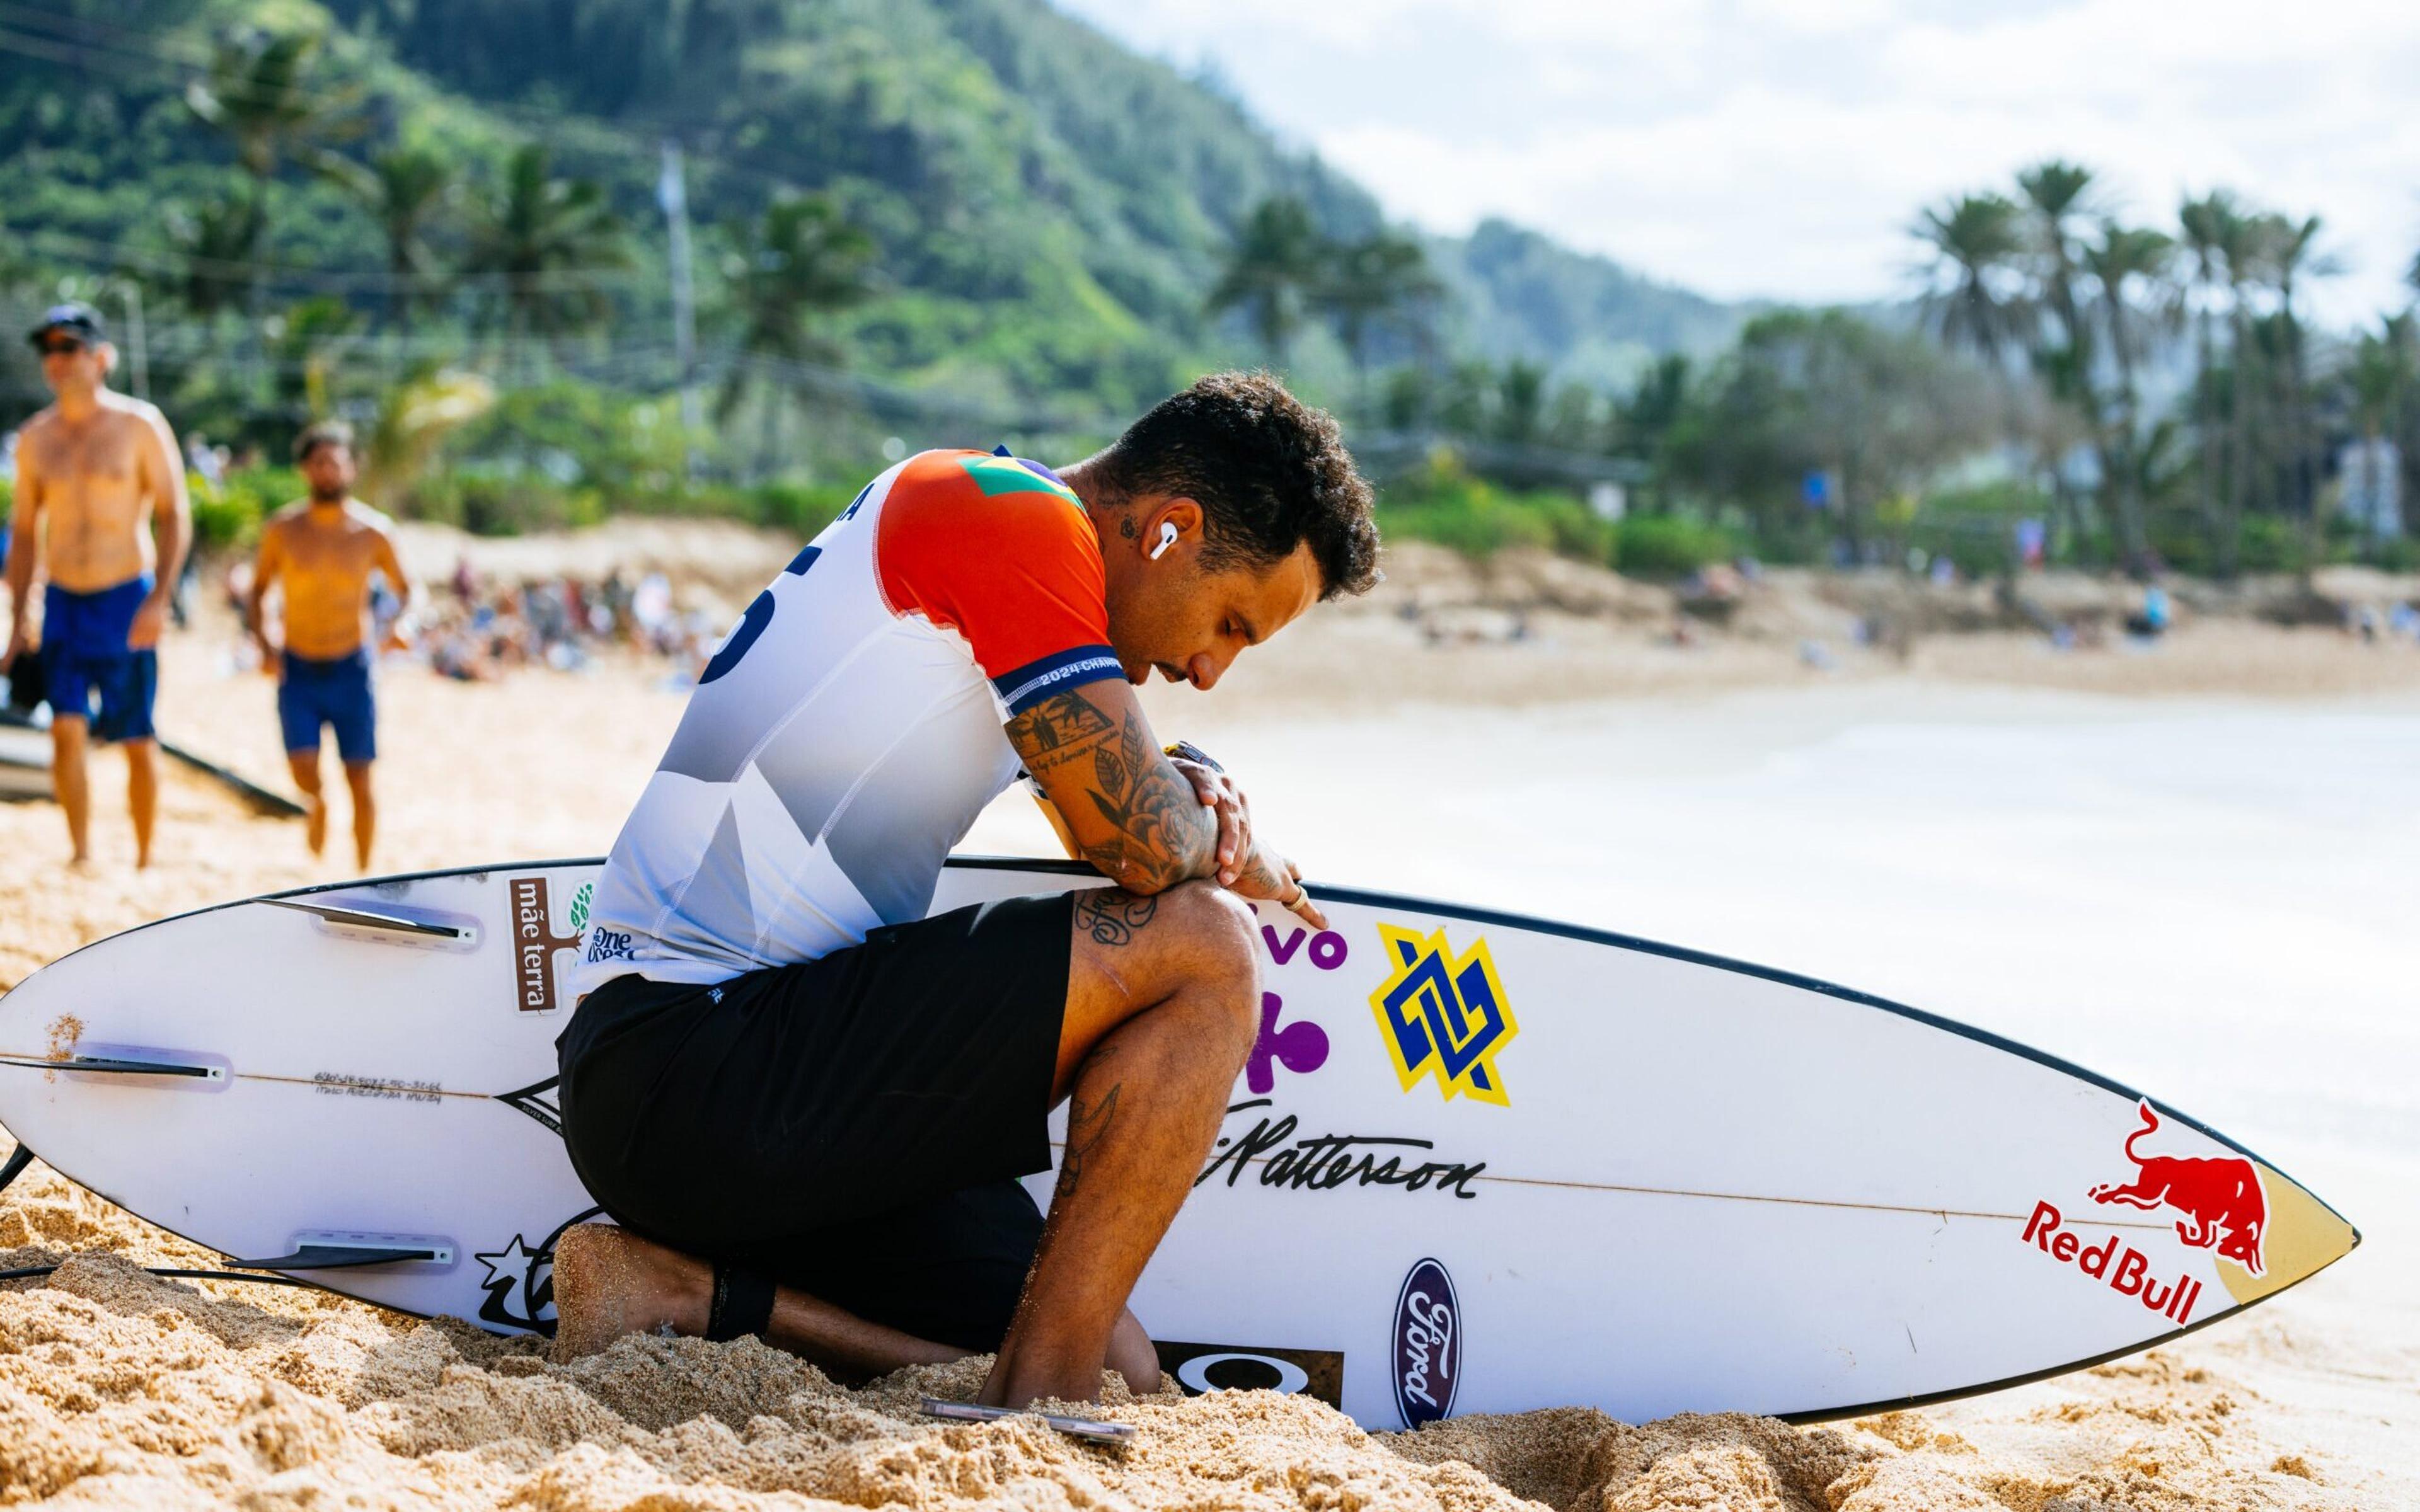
<box><xmin>38</xmin><ymin>338</ymin><xmax>88</xmax><ymax>356</ymax></box>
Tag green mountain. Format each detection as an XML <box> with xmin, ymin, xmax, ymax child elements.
<box><xmin>0</xmin><ymin>0</ymin><xmax>1741</xmax><ymax>425</ymax></box>
<box><xmin>1434</xmin><ymin>219</ymin><xmax>1749</xmax><ymax>387</ymax></box>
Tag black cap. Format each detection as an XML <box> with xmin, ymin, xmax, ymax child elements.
<box><xmin>28</xmin><ymin>302</ymin><xmax>105</xmax><ymax>348</ymax></box>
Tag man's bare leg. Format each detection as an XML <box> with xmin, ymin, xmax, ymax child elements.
<box><xmin>342</xmin><ymin>759</ymin><xmax>374</xmax><ymax>869</ymax></box>
<box><xmin>50</xmin><ymin>715</ymin><xmax>91</xmax><ymax>864</ymax></box>
<box><xmin>125</xmin><ymin>736</ymin><xmax>157</xmax><ymax>869</ymax></box>
<box><xmin>287</xmin><ymin>750</ymin><xmax>326</xmax><ymax>857</ymax></box>
<box><xmin>980</xmin><ymin>881</ymin><xmax>1259</xmax><ymax>1408</ymax></box>
<box><xmin>550</xmin><ymin>1224</ymin><xmax>1174</xmax><ymax>1390</ymax></box>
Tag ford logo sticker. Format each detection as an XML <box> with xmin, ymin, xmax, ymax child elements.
<box><xmin>1391</xmin><ymin>1257</ymin><xmax>1459</xmax><ymax>1428</ymax></box>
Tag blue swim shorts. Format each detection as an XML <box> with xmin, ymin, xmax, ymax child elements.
<box><xmin>40</xmin><ymin>576</ymin><xmax>156</xmax><ymax>743</ymax></box>
<box><xmin>279</xmin><ymin>648</ymin><xmax>377</xmax><ymax>762</ymax></box>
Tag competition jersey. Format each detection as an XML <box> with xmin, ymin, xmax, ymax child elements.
<box><xmin>570</xmin><ymin>449</ymin><xmax>1124</xmax><ymax>995</ymax></box>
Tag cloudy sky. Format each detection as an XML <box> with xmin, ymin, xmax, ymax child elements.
<box><xmin>1054</xmin><ymin>0</ymin><xmax>2420</xmax><ymax>328</ymax></box>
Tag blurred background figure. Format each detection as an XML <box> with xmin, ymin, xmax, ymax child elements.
<box><xmin>3</xmin><ymin>301</ymin><xmax>188</xmax><ymax>868</ymax></box>
<box><xmin>245</xmin><ymin>420</ymin><xmax>412</xmax><ymax>868</ymax></box>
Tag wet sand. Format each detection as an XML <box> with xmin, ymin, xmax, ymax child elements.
<box><xmin>1</xmin><ymin>604</ymin><xmax>2412</xmax><ymax>1509</ymax></box>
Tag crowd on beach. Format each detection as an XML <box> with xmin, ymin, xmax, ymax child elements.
<box><xmin>216</xmin><ymin>555</ymin><xmax>729</xmax><ymax>684</ymax></box>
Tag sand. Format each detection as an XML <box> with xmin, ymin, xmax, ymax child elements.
<box><xmin>2</xmin><ymin>554</ymin><xmax>2414</xmax><ymax>1508</ymax></box>
<box><xmin>0</xmin><ymin>1183</ymin><xmax>2380</xmax><ymax>1511</ymax></box>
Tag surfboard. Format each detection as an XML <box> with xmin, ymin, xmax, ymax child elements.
<box><xmin>0</xmin><ymin>857</ymin><xmax>2358</xmax><ymax>1428</ymax></box>
<box><xmin>0</xmin><ymin>711</ymin><xmax>49</xmax><ymax>801</ymax></box>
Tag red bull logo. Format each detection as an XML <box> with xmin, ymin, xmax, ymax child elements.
<box><xmin>2089</xmin><ymin>1100</ymin><xmax>2267</xmax><ymax>1277</ymax></box>
<box><xmin>2020</xmin><ymin>1203</ymin><xmax>2204</xmax><ymax>1324</ymax></box>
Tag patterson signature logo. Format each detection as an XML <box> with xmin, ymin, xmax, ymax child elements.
<box><xmin>2090</xmin><ymin>1100</ymin><xmax>2268</xmax><ymax>1276</ymax></box>
<box><xmin>1197</xmin><ymin>1099</ymin><xmax>1487</xmax><ymax>1198</ymax></box>
<box><xmin>1370</xmin><ymin>924</ymin><xmax>1518</xmax><ymax>1106</ymax></box>
<box><xmin>509</xmin><ymin>876</ymin><xmax>586</xmax><ymax>1014</ymax></box>
<box><xmin>1391</xmin><ymin>1258</ymin><xmax>1460</xmax><ymax>1428</ymax></box>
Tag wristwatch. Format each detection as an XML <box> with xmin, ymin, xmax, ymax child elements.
<box><xmin>1162</xmin><ymin>739</ymin><xmax>1223</xmax><ymax>772</ymax></box>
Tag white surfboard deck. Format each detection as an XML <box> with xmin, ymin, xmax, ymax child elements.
<box><xmin>0</xmin><ymin>857</ymin><xmax>2357</xmax><ymax>1428</ymax></box>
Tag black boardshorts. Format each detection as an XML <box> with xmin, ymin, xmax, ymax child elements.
<box><xmin>555</xmin><ymin>892</ymin><xmax>1074</xmax><ymax>1351</ymax></box>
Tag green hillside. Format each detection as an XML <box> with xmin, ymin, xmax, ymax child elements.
<box><xmin>0</xmin><ymin>0</ymin><xmax>1737</xmax><ymax>426</ymax></box>
<box><xmin>1436</xmin><ymin>219</ymin><xmax>1748</xmax><ymax>387</ymax></box>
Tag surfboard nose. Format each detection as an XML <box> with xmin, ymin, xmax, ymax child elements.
<box><xmin>2221</xmin><ymin>1159</ymin><xmax>2358</xmax><ymax>1309</ymax></box>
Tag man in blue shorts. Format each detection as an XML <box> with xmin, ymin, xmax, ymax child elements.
<box><xmin>246</xmin><ymin>421</ymin><xmax>412</xmax><ymax>869</ymax></box>
<box><xmin>3</xmin><ymin>304</ymin><xmax>190</xmax><ymax>868</ymax></box>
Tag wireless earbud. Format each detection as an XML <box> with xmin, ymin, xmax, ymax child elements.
<box><xmin>1150</xmin><ymin>522</ymin><xmax>1178</xmax><ymax>561</ymax></box>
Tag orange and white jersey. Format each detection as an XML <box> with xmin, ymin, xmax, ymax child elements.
<box><xmin>570</xmin><ymin>449</ymin><xmax>1121</xmax><ymax>994</ymax></box>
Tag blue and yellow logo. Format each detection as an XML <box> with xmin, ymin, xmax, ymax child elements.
<box><xmin>1369</xmin><ymin>923</ymin><xmax>1518</xmax><ymax>1106</ymax></box>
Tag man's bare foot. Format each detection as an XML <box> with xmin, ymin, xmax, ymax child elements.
<box><xmin>549</xmin><ymin>1224</ymin><xmax>713</xmax><ymax>1362</ymax></box>
<box><xmin>303</xmin><ymin>794</ymin><xmax>326</xmax><ymax>856</ymax></box>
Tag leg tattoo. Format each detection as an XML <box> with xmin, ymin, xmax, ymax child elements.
<box><xmin>1075</xmin><ymin>890</ymin><xmax>1158</xmax><ymax>947</ymax></box>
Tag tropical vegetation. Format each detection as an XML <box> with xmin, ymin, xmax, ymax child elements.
<box><xmin>1</xmin><ymin>1</ymin><xmax>2414</xmax><ymax>579</ymax></box>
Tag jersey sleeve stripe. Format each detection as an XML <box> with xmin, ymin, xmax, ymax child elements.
<box><xmin>995</xmin><ymin>644</ymin><xmax>1124</xmax><ymax>715</ymax></box>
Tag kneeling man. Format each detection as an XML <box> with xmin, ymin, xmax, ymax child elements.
<box><xmin>551</xmin><ymin>373</ymin><xmax>1378</xmax><ymax>1407</ymax></box>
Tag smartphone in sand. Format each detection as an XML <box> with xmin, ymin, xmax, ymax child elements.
<box><xmin>919</xmin><ymin>1397</ymin><xmax>1134</xmax><ymax>1445</ymax></box>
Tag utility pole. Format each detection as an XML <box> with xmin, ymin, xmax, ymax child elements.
<box><xmin>119</xmin><ymin>281</ymin><xmax>150</xmax><ymax>401</ymax></box>
<box><xmin>659</xmin><ymin>139</ymin><xmax>700</xmax><ymax>479</ymax></box>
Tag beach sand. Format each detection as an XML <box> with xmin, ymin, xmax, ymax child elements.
<box><xmin>1</xmin><ymin>587</ymin><xmax>2413</xmax><ymax>1509</ymax></box>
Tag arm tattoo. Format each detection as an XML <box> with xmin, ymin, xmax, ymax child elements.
<box><xmin>1059</xmin><ymin>1080</ymin><xmax>1121</xmax><ymax>1197</ymax></box>
<box><xmin>1006</xmin><ymin>688</ymin><xmax>1214</xmax><ymax>891</ymax></box>
<box><xmin>1075</xmin><ymin>888</ymin><xmax>1158</xmax><ymax>947</ymax></box>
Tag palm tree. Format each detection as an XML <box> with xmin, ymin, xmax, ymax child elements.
<box><xmin>463</xmin><ymin>144</ymin><xmax>626</xmax><ymax>375</ymax></box>
<box><xmin>2212</xmin><ymin>202</ymin><xmax>2271</xmax><ymax>575</ymax></box>
<box><xmin>1312</xmin><ymin>229</ymin><xmax>1441</xmax><ymax>417</ymax></box>
<box><xmin>1494</xmin><ymin>361</ymin><xmax>1545</xmax><ymax>447</ymax></box>
<box><xmin>2344</xmin><ymin>323</ymin><xmax>2411</xmax><ymax>551</ymax></box>
<box><xmin>2388</xmin><ymin>311</ymin><xmax>2420</xmax><ymax>541</ymax></box>
<box><xmin>1207</xmin><ymin>197</ymin><xmax>1324</xmax><ymax>367</ymax></box>
<box><xmin>361</xmin><ymin>147</ymin><xmax>454</xmax><ymax>336</ymax></box>
<box><xmin>185</xmin><ymin>26</ymin><xmax>366</xmax><ymax>387</ymax></box>
<box><xmin>361</xmin><ymin>367</ymin><xmax>496</xmax><ymax>506</ymax></box>
<box><xmin>2177</xmin><ymin>192</ymin><xmax>2237</xmax><ymax>558</ymax></box>
<box><xmin>2016</xmin><ymin>161</ymin><xmax>2118</xmax><ymax>563</ymax></box>
<box><xmin>2015</xmin><ymin>161</ymin><xmax>2097</xmax><ymax>364</ymax></box>
<box><xmin>1912</xmin><ymin>193</ymin><xmax>2029</xmax><ymax>364</ymax></box>
<box><xmin>272</xmin><ymin>295</ymin><xmax>367</xmax><ymax>420</ymax></box>
<box><xmin>2262</xmin><ymin>214</ymin><xmax>2336</xmax><ymax>550</ymax></box>
<box><xmin>717</xmin><ymin>195</ymin><xmax>877</xmax><ymax>467</ymax></box>
<box><xmin>169</xmin><ymin>190</ymin><xmax>265</xmax><ymax>328</ymax></box>
<box><xmin>2083</xmin><ymin>222</ymin><xmax>2175</xmax><ymax>571</ymax></box>
<box><xmin>185</xmin><ymin>28</ymin><xmax>369</xmax><ymax>206</ymax></box>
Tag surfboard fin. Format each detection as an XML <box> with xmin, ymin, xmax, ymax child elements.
<box><xmin>0</xmin><ymin>1053</ymin><xmax>224</xmax><ymax>1080</ymax></box>
<box><xmin>260</xmin><ymin>898</ymin><xmax>479</xmax><ymax>945</ymax></box>
<box><xmin>229</xmin><ymin>1235</ymin><xmax>456</xmax><ymax>1270</ymax></box>
<box><xmin>0</xmin><ymin>1143</ymin><xmax>32</xmax><ymax>1198</ymax></box>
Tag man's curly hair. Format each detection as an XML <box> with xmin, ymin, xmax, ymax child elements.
<box><xmin>1089</xmin><ymin>371</ymin><xmax>1380</xmax><ymax>600</ymax></box>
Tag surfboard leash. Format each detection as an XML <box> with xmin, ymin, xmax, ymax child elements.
<box><xmin>0</xmin><ymin>1264</ymin><xmax>318</xmax><ymax>1289</ymax></box>
<box><xmin>0</xmin><ymin>1147</ymin><xmax>317</xmax><ymax>1290</ymax></box>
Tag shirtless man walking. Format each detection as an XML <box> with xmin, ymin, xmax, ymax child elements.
<box><xmin>246</xmin><ymin>421</ymin><xmax>411</xmax><ymax>869</ymax></box>
<box><xmin>3</xmin><ymin>303</ymin><xmax>190</xmax><ymax>868</ymax></box>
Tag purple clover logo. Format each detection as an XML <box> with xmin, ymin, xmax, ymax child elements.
<box><xmin>1245</xmin><ymin>991</ymin><xmax>1329</xmax><ymax>1094</ymax></box>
